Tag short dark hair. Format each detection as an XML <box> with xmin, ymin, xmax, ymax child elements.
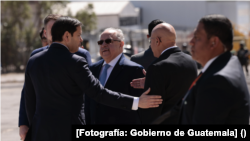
<box><xmin>44</xmin><ymin>14</ymin><xmax>61</xmax><ymax>28</ymax></box>
<box><xmin>51</xmin><ymin>16</ymin><xmax>82</xmax><ymax>42</ymax></box>
<box><xmin>148</xmin><ymin>19</ymin><xmax>165</xmax><ymax>36</ymax></box>
<box><xmin>39</xmin><ymin>27</ymin><xmax>46</xmax><ymax>40</ymax></box>
<box><xmin>199</xmin><ymin>14</ymin><xmax>233</xmax><ymax>51</ymax></box>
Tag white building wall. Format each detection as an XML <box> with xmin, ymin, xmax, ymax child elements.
<box><xmin>119</xmin><ymin>2</ymin><xmax>138</xmax><ymax>17</ymax></box>
<box><xmin>131</xmin><ymin>1</ymin><xmax>207</xmax><ymax>30</ymax></box>
<box><xmin>96</xmin><ymin>15</ymin><xmax>119</xmax><ymax>31</ymax></box>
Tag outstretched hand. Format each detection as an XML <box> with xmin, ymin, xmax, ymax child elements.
<box><xmin>138</xmin><ymin>88</ymin><xmax>162</xmax><ymax>108</ymax></box>
<box><xmin>130</xmin><ymin>69</ymin><xmax>146</xmax><ymax>89</ymax></box>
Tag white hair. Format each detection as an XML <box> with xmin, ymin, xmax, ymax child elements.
<box><xmin>100</xmin><ymin>27</ymin><xmax>125</xmax><ymax>42</ymax></box>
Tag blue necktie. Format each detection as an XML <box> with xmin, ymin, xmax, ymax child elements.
<box><xmin>99</xmin><ymin>64</ymin><xmax>110</xmax><ymax>86</ymax></box>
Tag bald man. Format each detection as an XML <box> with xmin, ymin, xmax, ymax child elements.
<box><xmin>138</xmin><ymin>23</ymin><xmax>197</xmax><ymax>124</ymax></box>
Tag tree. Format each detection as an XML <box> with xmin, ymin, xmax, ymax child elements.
<box><xmin>74</xmin><ymin>3</ymin><xmax>97</xmax><ymax>51</ymax></box>
<box><xmin>1</xmin><ymin>1</ymin><xmax>31</xmax><ymax>73</ymax></box>
<box><xmin>1</xmin><ymin>2</ymin><xmax>96</xmax><ymax>73</ymax></box>
<box><xmin>75</xmin><ymin>3</ymin><xmax>97</xmax><ymax>33</ymax></box>
<box><xmin>1</xmin><ymin>1</ymin><xmax>68</xmax><ymax>73</ymax></box>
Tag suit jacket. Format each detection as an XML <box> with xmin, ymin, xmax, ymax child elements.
<box><xmin>85</xmin><ymin>54</ymin><xmax>145</xmax><ymax>124</ymax></box>
<box><xmin>140</xmin><ymin>47</ymin><xmax>197</xmax><ymax>124</ymax></box>
<box><xmin>24</xmin><ymin>43</ymin><xmax>134</xmax><ymax>141</ymax></box>
<box><xmin>131</xmin><ymin>46</ymin><xmax>157</xmax><ymax>71</ymax></box>
<box><xmin>18</xmin><ymin>46</ymin><xmax>92</xmax><ymax>127</ymax></box>
<box><xmin>180</xmin><ymin>51</ymin><xmax>249</xmax><ymax>124</ymax></box>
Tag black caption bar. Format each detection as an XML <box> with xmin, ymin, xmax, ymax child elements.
<box><xmin>72</xmin><ymin>125</ymin><xmax>250</xmax><ymax>140</ymax></box>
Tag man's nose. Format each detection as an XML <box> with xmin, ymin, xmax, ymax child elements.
<box><xmin>189</xmin><ymin>38</ymin><xmax>194</xmax><ymax>47</ymax></box>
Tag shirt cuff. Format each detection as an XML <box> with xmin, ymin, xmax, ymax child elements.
<box><xmin>132</xmin><ymin>97</ymin><xmax>139</xmax><ymax>110</ymax></box>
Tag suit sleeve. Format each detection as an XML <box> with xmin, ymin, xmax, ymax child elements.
<box><xmin>18</xmin><ymin>49</ymin><xmax>39</xmax><ymax>127</ymax></box>
<box><xmin>24</xmin><ymin>63</ymin><xmax>37</xmax><ymax>125</ymax></box>
<box><xmin>73</xmin><ymin>57</ymin><xmax>134</xmax><ymax>111</ymax></box>
<box><xmin>130</xmin><ymin>56</ymin><xmax>135</xmax><ymax>62</ymax></box>
<box><xmin>193</xmin><ymin>76</ymin><xmax>234</xmax><ymax>124</ymax></box>
<box><xmin>139</xmin><ymin>65</ymin><xmax>164</xmax><ymax>123</ymax></box>
<box><xmin>84</xmin><ymin>94</ymin><xmax>91</xmax><ymax>124</ymax></box>
<box><xmin>18</xmin><ymin>85</ymin><xmax>29</xmax><ymax>127</ymax></box>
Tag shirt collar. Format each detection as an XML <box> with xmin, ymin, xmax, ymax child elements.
<box><xmin>51</xmin><ymin>42</ymin><xmax>69</xmax><ymax>50</ymax></box>
<box><xmin>161</xmin><ymin>46</ymin><xmax>178</xmax><ymax>55</ymax></box>
<box><xmin>201</xmin><ymin>55</ymin><xmax>219</xmax><ymax>73</ymax></box>
<box><xmin>103</xmin><ymin>53</ymin><xmax>123</xmax><ymax>67</ymax></box>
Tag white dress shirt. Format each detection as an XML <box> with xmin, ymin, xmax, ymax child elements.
<box><xmin>161</xmin><ymin>46</ymin><xmax>178</xmax><ymax>55</ymax></box>
<box><xmin>100</xmin><ymin>53</ymin><xmax>122</xmax><ymax>86</ymax></box>
<box><xmin>201</xmin><ymin>56</ymin><xmax>219</xmax><ymax>73</ymax></box>
<box><xmin>100</xmin><ymin>53</ymin><xmax>139</xmax><ymax>110</ymax></box>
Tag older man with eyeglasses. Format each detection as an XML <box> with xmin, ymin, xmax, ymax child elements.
<box><xmin>85</xmin><ymin>27</ymin><xmax>145</xmax><ymax>124</ymax></box>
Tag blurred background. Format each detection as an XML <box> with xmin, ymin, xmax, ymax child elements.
<box><xmin>1</xmin><ymin>1</ymin><xmax>250</xmax><ymax>140</ymax></box>
<box><xmin>1</xmin><ymin>1</ymin><xmax>250</xmax><ymax>73</ymax></box>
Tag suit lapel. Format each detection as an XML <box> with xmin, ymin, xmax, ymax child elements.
<box><xmin>183</xmin><ymin>51</ymin><xmax>232</xmax><ymax>101</ymax></box>
<box><xmin>92</xmin><ymin>60</ymin><xmax>104</xmax><ymax>79</ymax></box>
<box><xmin>194</xmin><ymin>51</ymin><xmax>231</xmax><ymax>86</ymax></box>
<box><xmin>104</xmin><ymin>54</ymin><xmax>125</xmax><ymax>88</ymax></box>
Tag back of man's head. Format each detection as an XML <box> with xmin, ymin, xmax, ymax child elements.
<box><xmin>199</xmin><ymin>14</ymin><xmax>233</xmax><ymax>51</ymax></box>
<box><xmin>44</xmin><ymin>14</ymin><xmax>62</xmax><ymax>28</ymax></box>
<box><xmin>152</xmin><ymin>23</ymin><xmax>176</xmax><ymax>47</ymax></box>
<box><xmin>148</xmin><ymin>19</ymin><xmax>165</xmax><ymax>37</ymax></box>
<box><xmin>240</xmin><ymin>42</ymin><xmax>245</xmax><ymax>49</ymax></box>
<box><xmin>51</xmin><ymin>16</ymin><xmax>82</xmax><ymax>42</ymax></box>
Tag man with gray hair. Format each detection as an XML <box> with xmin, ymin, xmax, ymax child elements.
<box><xmin>85</xmin><ymin>27</ymin><xmax>145</xmax><ymax>124</ymax></box>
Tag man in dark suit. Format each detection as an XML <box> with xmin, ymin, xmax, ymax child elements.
<box><xmin>130</xmin><ymin>19</ymin><xmax>164</xmax><ymax>71</ymax></box>
<box><xmin>154</xmin><ymin>15</ymin><xmax>249</xmax><ymax>124</ymax></box>
<box><xmin>85</xmin><ymin>28</ymin><xmax>145</xmax><ymax>124</ymax></box>
<box><xmin>237</xmin><ymin>42</ymin><xmax>249</xmax><ymax>76</ymax></box>
<box><xmin>18</xmin><ymin>14</ymin><xmax>92</xmax><ymax>141</ymax></box>
<box><xmin>133</xmin><ymin>23</ymin><xmax>197</xmax><ymax>124</ymax></box>
<box><xmin>179</xmin><ymin>15</ymin><xmax>249</xmax><ymax>124</ymax></box>
<box><xmin>24</xmin><ymin>16</ymin><xmax>162</xmax><ymax>141</ymax></box>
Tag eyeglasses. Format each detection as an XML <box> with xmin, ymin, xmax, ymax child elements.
<box><xmin>149</xmin><ymin>37</ymin><xmax>161</xmax><ymax>43</ymax></box>
<box><xmin>97</xmin><ymin>39</ymin><xmax>120</xmax><ymax>45</ymax></box>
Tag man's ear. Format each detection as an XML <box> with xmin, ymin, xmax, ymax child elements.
<box><xmin>209</xmin><ymin>36</ymin><xmax>219</xmax><ymax>49</ymax></box>
<box><xmin>44</xmin><ymin>29</ymin><xmax>47</xmax><ymax>38</ymax></box>
<box><xmin>63</xmin><ymin>31</ymin><xmax>70</xmax><ymax>42</ymax></box>
<box><xmin>120</xmin><ymin>41</ymin><xmax>125</xmax><ymax>49</ymax></box>
<box><xmin>156</xmin><ymin>37</ymin><xmax>160</xmax><ymax>46</ymax></box>
<box><xmin>147</xmin><ymin>35</ymin><xmax>150</xmax><ymax>39</ymax></box>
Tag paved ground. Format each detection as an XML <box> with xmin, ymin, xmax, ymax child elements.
<box><xmin>1</xmin><ymin>81</ymin><xmax>23</xmax><ymax>141</ymax></box>
<box><xmin>1</xmin><ymin>69</ymin><xmax>250</xmax><ymax>140</ymax></box>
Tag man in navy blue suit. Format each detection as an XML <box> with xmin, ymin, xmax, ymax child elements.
<box><xmin>24</xmin><ymin>16</ymin><xmax>162</xmax><ymax>141</ymax></box>
<box><xmin>18</xmin><ymin>14</ymin><xmax>92</xmax><ymax>141</ymax></box>
<box><xmin>85</xmin><ymin>28</ymin><xmax>145</xmax><ymax>124</ymax></box>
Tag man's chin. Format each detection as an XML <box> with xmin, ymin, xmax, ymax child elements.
<box><xmin>101</xmin><ymin>51</ymin><xmax>110</xmax><ymax>57</ymax></box>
